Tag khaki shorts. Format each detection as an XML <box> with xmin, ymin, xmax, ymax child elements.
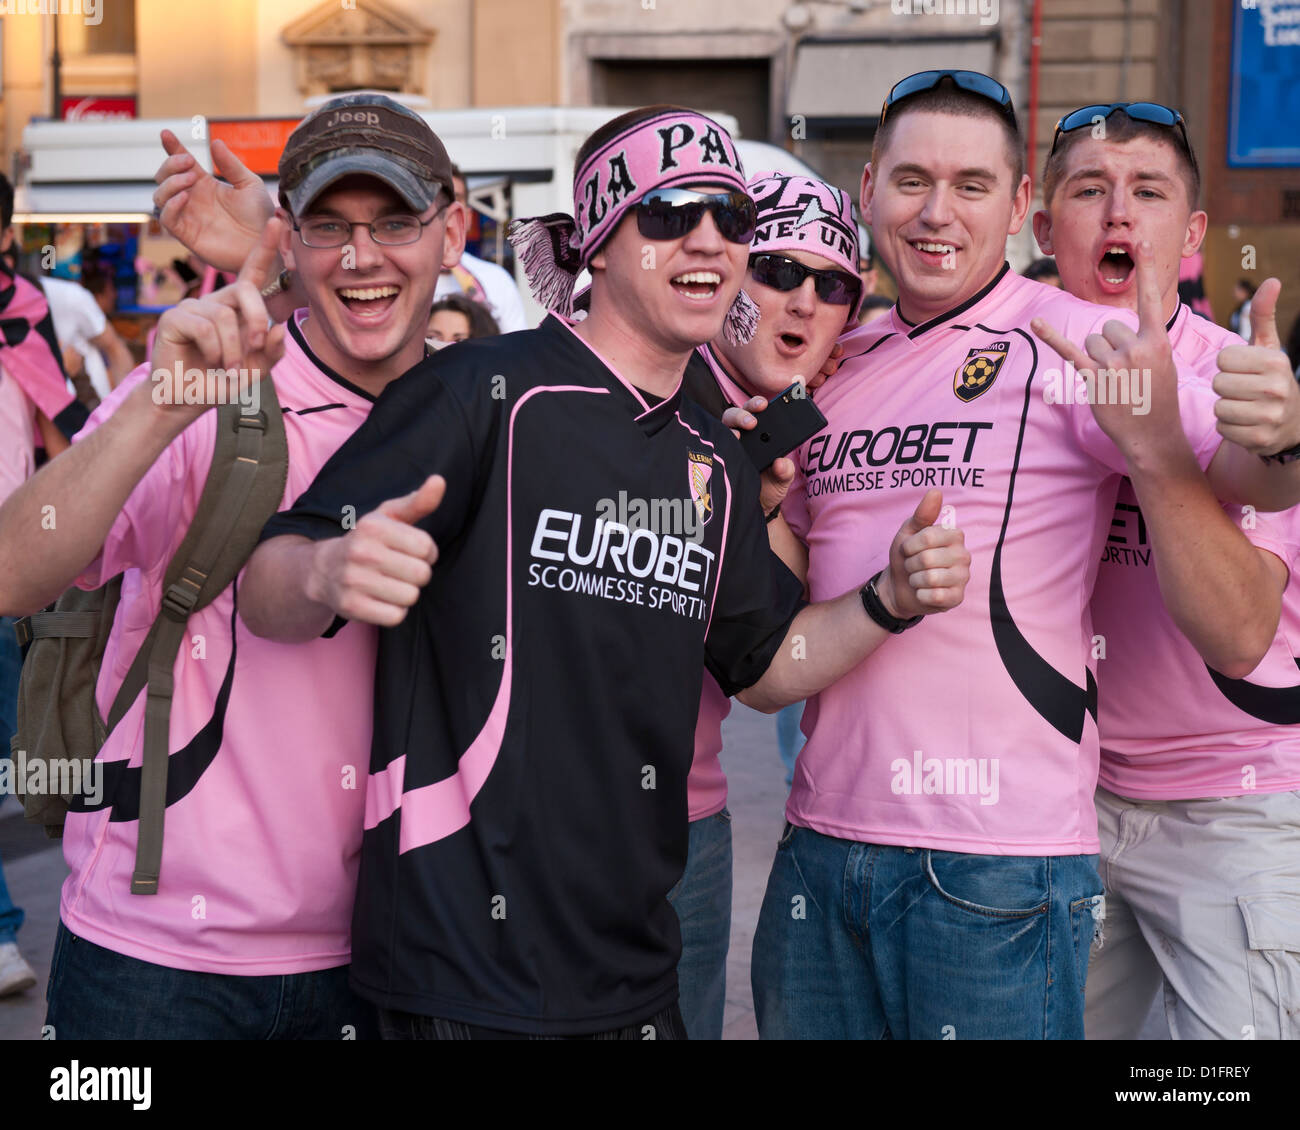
<box><xmin>1085</xmin><ymin>785</ymin><xmax>1300</xmax><ymax>1040</ymax></box>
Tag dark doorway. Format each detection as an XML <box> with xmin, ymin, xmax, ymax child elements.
<box><xmin>592</xmin><ymin>59</ymin><xmax>771</xmax><ymax>141</ymax></box>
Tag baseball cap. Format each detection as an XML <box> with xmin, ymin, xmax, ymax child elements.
<box><xmin>277</xmin><ymin>92</ymin><xmax>454</xmax><ymax>216</ymax></box>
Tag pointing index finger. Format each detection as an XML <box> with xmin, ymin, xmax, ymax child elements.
<box><xmin>1030</xmin><ymin>315</ymin><xmax>1093</xmax><ymax>376</ymax></box>
<box><xmin>237</xmin><ymin>217</ymin><xmax>285</xmax><ymax>291</ymax></box>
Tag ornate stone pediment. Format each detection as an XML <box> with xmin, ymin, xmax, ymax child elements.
<box><xmin>281</xmin><ymin>0</ymin><xmax>434</xmax><ymax>97</ymax></box>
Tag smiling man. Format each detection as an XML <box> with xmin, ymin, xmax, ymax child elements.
<box><xmin>1035</xmin><ymin>103</ymin><xmax>1300</xmax><ymax>1041</ymax></box>
<box><xmin>238</xmin><ymin>106</ymin><xmax>970</xmax><ymax>1039</ymax></box>
<box><xmin>747</xmin><ymin>70</ymin><xmax>1272</xmax><ymax>1041</ymax></box>
<box><xmin>0</xmin><ymin>93</ymin><xmax>465</xmax><ymax>1038</ymax></box>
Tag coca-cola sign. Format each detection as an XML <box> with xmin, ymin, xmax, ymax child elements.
<box><xmin>60</xmin><ymin>96</ymin><xmax>137</xmax><ymax>122</ymax></box>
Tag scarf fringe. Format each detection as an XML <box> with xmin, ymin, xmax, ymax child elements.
<box><xmin>507</xmin><ymin>213</ymin><xmax>583</xmax><ymax>317</ymax></box>
<box><xmin>723</xmin><ymin>288</ymin><xmax>760</xmax><ymax>346</ymax></box>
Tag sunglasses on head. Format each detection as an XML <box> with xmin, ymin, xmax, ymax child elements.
<box><xmin>634</xmin><ymin>188</ymin><xmax>758</xmax><ymax>245</ymax></box>
<box><xmin>1050</xmin><ymin>102</ymin><xmax>1192</xmax><ymax>158</ymax></box>
<box><xmin>748</xmin><ymin>253</ymin><xmax>863</xmax><ymax>307</ymax></box>
<box><xmin>881</xmin><ymin>70</ymin><xmax>1018</xmax><ymax>129</ymax></box>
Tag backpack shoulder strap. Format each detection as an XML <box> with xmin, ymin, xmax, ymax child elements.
<box><xmin>121</xmin><ymin>385</ymin><xmax>288</xmax><ymax>894</ymax></box>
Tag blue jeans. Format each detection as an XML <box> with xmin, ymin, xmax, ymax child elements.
<box><xmin>751</xmin><ymin>823</ymin><xmax>1104</xmax><ymax>1039</ymax></box>
<box><xmin>0</xmin><ymin>614</ymin><xmax>24</xmax><ymax>946</ymax></box>
<box><xmin>775</xmin><ymin>701</ymin><xmax>806</xmax><ymax>788</ymax></box>
<box><xmin>44</xmin><ymin>922</ymin><xmax>379</xmax><ymax>1039</ymax></box>
<box><xmin>666</xmin><ymin>808</ymin><xmax>732</xmax><ymax>1040</ymax></box>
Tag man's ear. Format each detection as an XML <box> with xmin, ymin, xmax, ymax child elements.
<box><xmin>859</xmin><ymin>163</ymin><xmax>875</xmax><ymax>225</ymax></box>
<box><xmin>276</xmin><ymin>208</ymin><xmax>296</xmax><ymax>271</ymax></box>
<box><xmin>1031</xmin><ymin>208</ymin><xmax>1054</xmax><ymax>255</ymax></box>
<box><xmin>1182</xmin><ymin>209</ymin><xmax>1208</xmax><ymax>258</ymax></box>
<box><xmin>1007</xmin><ymin>174</ymin><xmax>1033</xmax><ymax>236</ymax></box>
<box><xmin>440</xmin><ymin>201</ymin><xmax>468</xmax><ymax>270</ymax></box>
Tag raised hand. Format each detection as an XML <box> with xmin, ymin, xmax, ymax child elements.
<box><xmin>149</xmin><ymin>218</ymin><xmax>287</xmax><ymax>421</ymax></box>
<box><xmin>153</xmin><ymin>129</ymin><xmax>276</xmax><ymax>273</ymax></box>
<box><xmin>1212</xmin><ymin>278</ymin><xmax>1300</xmax><ymax>456</ymax></box>
<box><xmin>722</xmin><ymin>394</ymin><xmax>797</xmax><ymax>515</ymax></box>
<box><xmin>306</xmin><ymin>475</ymin><xmax>445</xmax><ymax>627</ymax></box>
<box><xmin>877</xmin><ymin>489</ymin><xmax>970</xmax><ymax>619</ymax></box>
<box><xmin>1030</xmin><ymin>240</ymin><xmax>1180</xmax><ymax>456</ymax></box>
<box><xmin>809</xmin><ymin>341</ymin><xmax>844</xmax><ymax>392</ymax></box>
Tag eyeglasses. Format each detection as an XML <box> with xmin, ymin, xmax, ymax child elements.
<box><xmin>748</xmin><ymin>253</ymin><xmax>863</xmax><ymax>307</ymax></box>
<box><xmin>634</xmin><ymin>188</ymin><xmax>758</xmax><ymax>245</ymax></box>
<box><xmin>880</xmin><ymin>70</ymin><xmax>1018</xmax><ymax>129</ymax></box>
<box><xmin>1050</xmin><ymin>102</ymin><xmax>1193</xmax><ymax>159</ymax></box>
<box><xmin>294</xmin><ymin>203</ymin><xmax>448</xmax><ymax>248</ymax></box>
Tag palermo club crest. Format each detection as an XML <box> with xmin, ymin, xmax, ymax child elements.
<box><xmin>688</xmin><ymin>451</ymin><xmax>714</xmax><ymax>525</ymax></box>
<box><xmin>954</xmin><ymin>341</ymin><xmax>1009</xmax><ymax>402</ymax></box>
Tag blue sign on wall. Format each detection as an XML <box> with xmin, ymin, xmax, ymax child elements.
<box><xmin>1229</xmin><ymin>1</ymin><xmax>1300</xmax><ymax>166</ymax></box>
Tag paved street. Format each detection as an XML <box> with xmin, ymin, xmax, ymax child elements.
<box><xmin>0</xmin><ymin>701</ymin><xmax>789</xmax><ymax>1040</ymax></box>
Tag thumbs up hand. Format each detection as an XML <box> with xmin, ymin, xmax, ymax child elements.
<box><xmin>876</xmin><ymin>489</ymin><xmax>971</xmax><ymax>621</ymax></box>
<box><xmin>305</xmin><ymin>475</ymin><xmax>445</xmax><ymax>627</ymax></box>
<box><xmin>1213</xmin><ymin>278</ymin><xmax>1300</xmax><ymax>457</ymax></box>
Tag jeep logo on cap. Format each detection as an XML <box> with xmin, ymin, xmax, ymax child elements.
<box><xmin>325</xmin><ymin>110</ymin><xmax>382</xmax><ymax>129</ymax></box>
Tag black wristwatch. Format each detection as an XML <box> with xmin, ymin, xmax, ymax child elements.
<box><xmin>860</xmin><ymin>570</ymin><xmax>923</xmax><ymax>634</ymax></box>
<box><xmin>1260</xmin><ymin>439</ymin><xmax>1300</xmax><ymax>466</ymax></box>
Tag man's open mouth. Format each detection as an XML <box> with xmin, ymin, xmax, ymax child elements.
<box><xmin>1098</xmin><ymin>245</ymin><xmax>1135</xmax><ymax>286</ymax></box>
<box><xmin>776</xmin><ymin>330</ymin><xmax>807</xmax><ymax>354</ymax></box>
<box><xmin>338</xmin><ymin>285</ymin><xmax>401</xmax><ymax>317</ymax></box>
<box><xmin>910</xmin><ymin>240</ymin><xmax>957</xmax><ymax>265</ymax></box>
<box><xmin>671</xmin><ymin>271</ymin><xmax>721</xmax><ymax>300</ymax></box>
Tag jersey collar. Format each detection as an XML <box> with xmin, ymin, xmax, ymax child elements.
<box><xmin>289</xmin><ymin>312</ymin><xmax>377</xmax><ymax>402</ymax></box>
<box><xmin>894</xmin><ymin>262</ymin><xmax>1013</xmax><ymax>340</ymax></box>
<box><xmin>546</xmin><ymin>314</ymin><xmax>686</xmax><ymax>436</ymax></box>
<box><xmin>696</xmin><ymin>343</ymin><xmax>754</xmax><ymax>409</ymax></box>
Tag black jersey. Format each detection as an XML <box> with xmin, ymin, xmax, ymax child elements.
<box><xmin>262</xmin><ymin>314</ymin><xmax>804</xmax><ymax>1034</ymax></box>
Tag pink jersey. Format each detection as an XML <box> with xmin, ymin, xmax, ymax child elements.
<box><xmin>0</xmin><ymin>364</ymin><xmax>36</xmax><ymax>504</ymax></box>
<box><xmin>782</xmin><ymin>267</ymin><xmax>1222</xmax><ymax>855</ymax></box>
<box><xmin>60</xmin><ymin>313</ymin><xmax>378</xmax><ymax>974</ymax></box>
<box><xmin>686</xmin><ymin>345</ymin><xmax>754</xmax><ymax>820</ymax></box>
<box><xmin>1094</xmin><ymin>304</ymin><xmax>1300</xmax><ymax>799</ymax></box>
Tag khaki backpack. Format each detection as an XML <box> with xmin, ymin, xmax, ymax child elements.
<box><xmin>9</xmin><ymin>388</ymin><xmax>288</xmax><ymax>894</ymax></box>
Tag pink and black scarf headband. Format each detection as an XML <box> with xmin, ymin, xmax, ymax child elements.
<box><xmin>746</xmin><ymin>170</ymin><xmax>863</xmax><ymax>324</ymax></box>
<box><xmin>508</xmin><ymin>109</ymin><xmax>759</xmax><ymax>343</ymax></box>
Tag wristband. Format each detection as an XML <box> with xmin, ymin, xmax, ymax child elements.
<box><xmin>1260</xmin><ymin>439</ymin><xmax>1300</xmax><ymax>466</ymax></box>
<box><xmin>860</xmin><ymin>570</ymin><xmax>923</xmax><ymax>634</ymax></box>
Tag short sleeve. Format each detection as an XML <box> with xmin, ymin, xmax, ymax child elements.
<box><xmin>1239</xmin><ymin>507</ymin><xmax>1300</xmax><ymax>579</ymax></box>
<box><xmin>73</xmin><ymin>364</ymin><xmax>206</xmax><ymax>589</ymax></box>
<box><xmin>259</xmin><ymin>353</ymin><xmax>494</xmax><ymax>551</ymax></box>
<box><xmin>703</xmin><ymin>445</ymin><xmax>806</xmax><ymax>697</ymax></box>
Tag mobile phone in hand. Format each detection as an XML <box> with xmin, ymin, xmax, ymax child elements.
<box><xmin>738</xmin><ymin>382</ymin><xmax>828</xmax><ymax>472</ymax></box>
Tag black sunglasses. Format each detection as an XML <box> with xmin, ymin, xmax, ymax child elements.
<box><xmin>881</xmin><ymin>70</ymin><xmax>1018</xmax><ymax>129</ymax></box>
<box><xmin>1050</xmin><ymin>102</ymin><xmax>1193</xmax><ymax>161</ymax></box>
<box><xmin>748</xmin><ymin>253</ymin><xmax>862</xmax><ymax>307</ymax></box>
<box><xmin>635</xmin><ymin>188</ymin><xmax>758</xmax><ymax>245</ymax></box>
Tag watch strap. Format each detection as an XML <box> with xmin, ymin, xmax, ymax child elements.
<box><xmin>860</xmin><ymin>570</ymin><xmax>923</xmax><ymax>634</ymax></box>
